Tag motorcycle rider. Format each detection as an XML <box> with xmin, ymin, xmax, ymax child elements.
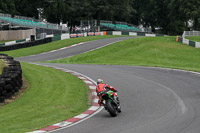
<box><xmin>96</xmin><ymin>79</ymin><xmax>119</xmax><ymax>106</ymax></box>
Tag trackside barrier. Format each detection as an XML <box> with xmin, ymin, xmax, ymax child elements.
<box><xmin>103</xmin><ymin>31</ymin><xmax>164</xmax><ymax>37</ymax></box>
<box><xmin>52</xmin><ymin>34</ymin><xmax>61</xmax><ymax>41</ymax></box>
<box><xmin>146</xmin><ymin>34</ymin><xmax>156</xmax><ymax>37</ymax></box>
<box><xmin>95</xmin><ymin>32</ymin><xmax>101</xmax><ymax>36</ymax></box>
<box><xmin>122</xmin><ymin>31</ymin><xmax>129</xmax><ymax>35</ymax></box>
<box><xmin>113</xmin><ymin>31</ymin><xmax>122</xmax><ymax>35</ymax></box>
<box><xmin>0</xmin><ymin>38</ymin><xmax>52</xmax><ymax>51</ymax></box>
<box><xmin>137</xmin><ymin>32</ymin><xmax>146</xmax><ymax>36</ymax></box>
<box><xmin>0</xmin><ymin>43</ymin><xmax>5</xmax><ymax>46</ymax></box>
<box><xmin>176</xmin><ymin>36</ymin><xmax>200</xmax><ymax>48</ymax></box>
<box><xmin>0</xmin><ymin>54</ymin><xmax>22</xmax><ymax>103</ymax></box>
<box><xmin>0</xmin><ymin>38</ymin><xmax>31</xmax><ymax>47</ymax></box>
<box><xmin>129</xmin><ymin>32</ymin><xmax>137</xmax><ymax>36</ymax></box>
<box><xmin>1</xmin><ymin>39</ymin><xmax>27</xmax><ymax>47</ymax></box>
<box><xmin>68</xmin><ymin>32</ymin><xmax>103</xmax><ymax>38</ymax></box>
<box><xmin>70</xmin><ymin>34</ymin><xmax>77</xmax><ymax>38</ymax></box>
<box><xmin>53</xmin><ymin>31</ymin><xmax>163</xmax><ymax>41</ymax></box>
<box><xmin>77</xmin><ymin>33</ymin><xmax>84</xmax><ymax>37</ymax></box>
<box><xmin>61</xmin><ymin>33</ymin><xmax>70</xmax><ymax>40</ymax></box>
<box><xmin>88</xmin><ymin>32</ymin><xmax>95</xmax><ymax>36</ymax></box>
<box><xmin>4</xmin><ymin>41</ymin><xmax>16</xmax><ymax>46</ymax></box>
<box><xmin>0</xmin><ymin>31</ymin><xmax>163</xmax><ymax>51</ymax></box>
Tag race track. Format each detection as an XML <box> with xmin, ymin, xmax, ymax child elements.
<box><xmin>16</xmin><ymin>37</ymin><xmax>133</xmax><ymax>62</ymax></box>
<box><xmin>16</xmin><ymin>37</ymin><xmax>200</xmax><ymax>133</ymax></box>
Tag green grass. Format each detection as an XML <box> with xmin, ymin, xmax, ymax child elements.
<box><xmin>0</xmin><ymin>41</ymin><xmax>5</xmax><ymax>44</ymax></box>
<box><xmin>46</xmin><ymin>36</ymin><xmax>200</xmax><ymax>72</ymax></box>
<box><xmin>0</xmin><ymin>40</ymin><xmax>13</xmax><ymax>44</ymax></box>
<box><xmin>0</xmin><ymin>59</ymin><xmax>6</xmax><ymax>74</ymax></box>
<box><xmin>186</xmin><ymin>36</ymin><xmax>200</xmax><ymax>42</ymax></box>
<box><xmin>0</xmin><ymin>62</ymin><xmax>89</xmax><ymax>133</ymax></box>
<box><xmin>0</xmin><ymin>36</ymin><xmax>124</xmax><ymax>57</ymax></box>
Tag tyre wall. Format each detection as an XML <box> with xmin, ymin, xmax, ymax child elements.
<box><xmin>0</xmin><ymin>54</ymin><xmax>22</xmax><ymax>102</ymax></box>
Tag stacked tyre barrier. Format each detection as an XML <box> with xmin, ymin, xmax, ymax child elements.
<box><xmin>0</xmin><ymin>54</ymin><xmax>22</xmax><ymax>102</ymax></box>
<box><xmin>0</xmin><ymin>37</ymin><xmax>52</xmax><ymax>51</ymax></box>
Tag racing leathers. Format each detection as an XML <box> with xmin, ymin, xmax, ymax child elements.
<box><xmin>96</xmin><ymin>83</ymin><xmax>118</xmax><ymax>106</ymax></box>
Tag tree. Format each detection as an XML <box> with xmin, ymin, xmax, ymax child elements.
<box><xmin>0</xmin><ymin>0</ymin><xmax>16</xmax><ymax>16</ymax></box>
<box><xmin>180</xmin><ymin>0</ymin><xmax>200</xmax><ymax>30</ymax></box>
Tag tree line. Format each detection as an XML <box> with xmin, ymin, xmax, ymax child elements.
<box><xmin>0</xmin><ymin>0</ymin><xmax>200</xmax><ymax>35</ymax></box>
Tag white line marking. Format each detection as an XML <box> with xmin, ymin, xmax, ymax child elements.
<box><xmin>88</xmin><ymin>106</ymin><xmax>99</xmax><ymax>111</ymax></box>
<box><xmin>71</xmin><ymin>73</ymin><xmax>80</xmax><ymax>75</ymax></box>
<box><xmin>26</xmin><ymin>130</ymin><xmax>47</xmax><ymax>133</ymax></box>
<box><xmin>53</xmin><ymin>121</ymin><xmax>72</xmax><ymax>127</ymax></box>
<box><xmin>74</xmin><ymin>114</ymin><xmax>89</xmax><ymax>119</ymax></box>
<box><xmin>50</xmin><ymin>50</ymin><xmax>57</xmax><ymax>52</ymax></box>
<box><xmin>77</xmin><ymin>77</ymin><xmax>86</xmax><ymax>79</ymax></box>
<box><xmin>89</xmin><ymin>86</ymin><xmax>96</xmax><ymax>90</ymax></box>
<box><xmin>93</xmin><ymin>99</ymin><xmax>99</xmax><ymax>103</ymax></box>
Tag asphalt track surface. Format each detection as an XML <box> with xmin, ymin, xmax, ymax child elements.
<box><xmin>16</xmin><ymin>37</ymin><xmax>200</xmax><ymax>133</ymax></box>
<box><xmin>16</xmin><ymin>37</ymin><xmax>133</xmax><ymax>62</ymax></box>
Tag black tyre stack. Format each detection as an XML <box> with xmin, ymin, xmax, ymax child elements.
<box><xmin>0</xmin><ymin>54</ymin><xmax>22</xmax><ymax>103</ymax></box>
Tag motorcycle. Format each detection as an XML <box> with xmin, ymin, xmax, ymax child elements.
<box><xmin>99</xmin><ymin>90</ymin><xmax>121</xmax><ymax>117</ymax></box>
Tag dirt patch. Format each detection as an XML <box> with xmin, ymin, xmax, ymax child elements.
<box><xmin>86</xmin><ymin>85</ymin><xmax>93</xmax><ymax>106</ymax></box>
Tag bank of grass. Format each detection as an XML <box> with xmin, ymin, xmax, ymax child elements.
<box><xmin>186</xmin><ymin>36</ymin><xmax>200</xmax><ymax>42</ymax></box>
<box><xmin>0</xmin><ymin>59</ymin><xmax>6</xmax><ymax>74</ymax></box>
<box><xmin>0</xmin><ymin>62</ymin><xmax>89</xmax><ymax>133</ymax></box>
<box><xmin>0</xmin><ymin>35</ymin><xmax>125</xmax><ymax>57</ymax></box>
<box><xmin>0</xmin><ymin>40</ymin><xmax>13</xmax><ymax>44</ymax></box>
<box><xmin>46</xmin><ymin>36</ymin><xmax>200</xmax><ymax>72</ymax></box>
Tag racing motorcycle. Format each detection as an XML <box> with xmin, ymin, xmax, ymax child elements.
<box><xmin>99</xmin><ymin>90</ymin><xmax>121</xmax><ymax>117</ymax></box>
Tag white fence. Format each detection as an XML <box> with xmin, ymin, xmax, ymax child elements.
<box><xmin>182</xmin><ymin>31</ymin><xmax>200</xmax><ymax>37</ymax></box>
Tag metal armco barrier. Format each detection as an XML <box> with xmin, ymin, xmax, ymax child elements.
<box><xmin>0</xmin><ymin>54</ymin><xmax>22</xmax><ymax>102</ymax></box>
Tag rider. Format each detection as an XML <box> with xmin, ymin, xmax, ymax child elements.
<box><xmin>96</xmin><ymin>79</ymin><xmax>119</xmax><ymax>106</ymax></box>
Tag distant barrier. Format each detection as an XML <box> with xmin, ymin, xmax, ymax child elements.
<box><xmin>105</xmin><ymin>31</ymin><xmax>164</xmax><ymax>37</ymax></box>
<box><xmin>0</xmin><ymin>31</ymin><xmax>164</xmax><ymax>51</ymax></box>
<box><xmin>182</xmin><ymin>31</ymin><xmax>200</xmax><ymax>37</ymax></box>
<box><xmin>0</xmin><ymin>54</ymin><xmax>22</xmax><ymax>102</ymax></box>
<box><xmin>176</xmin><ymin>36</ymin><xmax>200</xmax><ymax>48</ymax></box>
<box><xmin>51</xmin><ymin>31</ymin><xmax>164</xmax><ymax>42</ymax></box>
<box><xmin>0</xmin><ymin>37</ymin><xmax>52</xmax><ymax>51</ymax></box>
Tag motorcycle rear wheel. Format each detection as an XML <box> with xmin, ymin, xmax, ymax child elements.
<box><xmin>106</xmin><ymin>101</ymin><xmax>118</xmax><ymax>117</ymax></box>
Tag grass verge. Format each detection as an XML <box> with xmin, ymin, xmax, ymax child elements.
<box><xmin>45</xmin><ymin>36</ymin><xmax>200</xmax><ymax>72</ymax></box>
<box><xmin>0</xmin><ymin>40</ymin><xmax>13</xmax><ymax>44</ymax></box>
<box><xmin>0</xmin><ymin>36</ymin><xmax>125</xmax><ymax>57</ymax></box>
<box><xmin>186</xmin><ymin>36</ymin><xmax>200</xmax><ymax>42</ymax></box>
<box><xmin>0</xmin><ymin>62</ymin><xmax>89</xmax><ymax>133</ymax></box>
<box><xmin>0</xmin><ymin>59</ymin><xmax>6</xmax><ymax>74</ymax></box>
